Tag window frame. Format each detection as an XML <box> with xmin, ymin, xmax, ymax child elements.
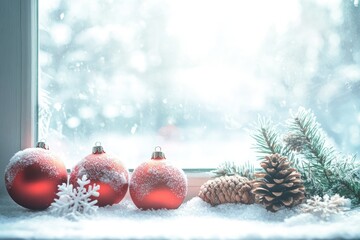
<box><xmin>21</xmin><ymin>0</ymin><xmax>38</xmax><ymax>149</ymax></box>
<box><xmin>0</xmin><ymin>0</ymin><xmax>37</xmax><ymax>196</ymax></box>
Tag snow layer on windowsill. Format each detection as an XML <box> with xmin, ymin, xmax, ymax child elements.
<box><xmin>0</xmin><ymin>196</ymin><xmax>359</xmax><ymax>240</ymax></box>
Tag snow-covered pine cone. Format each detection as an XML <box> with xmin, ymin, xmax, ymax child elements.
<box><xmin>252</xmin><ymin>154</ymin><xmax>305</xmax><ymax>212</ymax></box>
<box><xmin>198</xmin><ymin>175</ymin><xmax>255</xmax><ymax>206</ymax></box>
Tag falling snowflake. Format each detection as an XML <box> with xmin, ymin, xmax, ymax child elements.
<box><xmin>50</xmin><ymin>175</ymin><xmax>100</xmax><ymax>219</ymax></box>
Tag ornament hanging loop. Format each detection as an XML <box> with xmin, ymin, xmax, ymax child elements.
<box><xmin>92</xmin><ymin>142</ymin><xmax>105</xmax><ymax>154</ymax></box>
<box><xmin>151</xmin><ymin>146</ymin><xmax>166</xmax><ymax>160</ymax></box>
<box><xmin>36</xmin><ymin>141</ymin><xmax>49</xmax><ymax>150</ymax></box>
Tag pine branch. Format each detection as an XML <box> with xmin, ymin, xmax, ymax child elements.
<box><xmin>251</xmin><ymin>117</ymin><xmax>283</xmax><ymax>160</ymax></box>
<box><xmin>287</xmin><ymin>107</ymin><xmax>360</xmax><ymax>202</ymax></box>
<box><xmin>286</xmin><ymin>108</ymin><xmax>337</xmax><ymax>194</ymax></box>
<box><xmin>212</xmin><ymin>160</ymin><xmax>255</xmax><ymax>179</ymax></box>
<box><xmin>331</xmin><ymin>155</ymin><xmax>360</xmax><ymax>202</ymax></box>
<box><xmin>251</xmin><ymin>116</ymin><xmax>301</xmax><ymax>172</ymax></box>
<box><xmin>251</xmin><ymin>108</ymin><xmax>360</xmax><ymax>203</ymax></box>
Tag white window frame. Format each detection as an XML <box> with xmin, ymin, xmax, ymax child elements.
<box><xmin>20</xmin><ymin>0</ymin><xmax>38</xmax><ymax>149</ymax></box>
<box><xmin>0</xmin><ymin>0</ymin><xmax>37</xmax><ymax>196</ymax></box>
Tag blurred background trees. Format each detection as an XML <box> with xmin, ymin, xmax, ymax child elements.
<box><xmin>39</xmin><ymin>0</ymin><xmax>360</xmax><ymax>168</ymax></box>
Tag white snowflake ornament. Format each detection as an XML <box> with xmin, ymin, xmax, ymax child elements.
<box><xmin>50</xmin><ymin>175</ymin><xmax>100</xmax><ymax>219</ymax></box>
<box><xmin>299</xmin><ymin>194</ymin><xmax>351</xmax><ymax>220</ymax></box>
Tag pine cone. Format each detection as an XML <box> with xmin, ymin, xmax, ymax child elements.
<box><xmin>198</xmin><ymin>175</ymin><xmax>255</xmax><ymax>206</ymax></box>
<box><xmin>252</xmin><ymin>154</ymin><xmax>305</xmax><ymax>212</ymax></box>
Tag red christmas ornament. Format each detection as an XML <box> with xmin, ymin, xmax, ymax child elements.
<box><xmin>4</xmin><ymin>142</ymin><xmax>68</xmax><ymax>210</ymax></box>
<box><xmin>70</xmin><ymin>142</ymin><xmax>129</xmax><ymax>207</ymax></box>
<box><xmin>130</xmin><ymin>146</ymin><xmax>187</xmax><ymax>210</ymax></box>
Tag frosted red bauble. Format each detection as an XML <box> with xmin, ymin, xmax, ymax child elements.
<box><xmin>70</xmin><ymin>144</ymin><xmax>129</xmax><ymax>207</ymax></box>
<box><xmin>129</xmin><ymin>147</ymin><xmax>187</xmax><ymax>210</ymax></box>
<box><xmin>4</xmin><ymin>143</ymin><xmax>68</xmax><ymax>210</ymax></box>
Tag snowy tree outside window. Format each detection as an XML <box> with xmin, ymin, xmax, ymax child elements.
<box><xmin>38</xmin><ymin>0</ymin><xmax>360</xmax><ymax>169</ymax></box>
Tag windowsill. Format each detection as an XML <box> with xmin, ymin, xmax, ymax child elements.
<box><xmin>1</xmin><ymin>195</ymin><xmax>360</xmax><ymax>239</ymax></box>
<box><xmin>180</xmin><ymin>171</ymin><xmax>213</xmax><ymax>201</ymax></box>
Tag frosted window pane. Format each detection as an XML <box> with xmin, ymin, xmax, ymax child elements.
<box><xmin>38</xmin><ymin>0</ymin><xmax>360</xmax><ymax>169</ymax></box>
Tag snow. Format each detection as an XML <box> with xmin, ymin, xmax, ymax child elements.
<box><xmin>5</xmin><ymin>148</ymin><xmax>65</xmax><ymax>189</ymax></box>
<box><xmin>66</xmin><ymin>116</ymin><xmax>81</xmax><ymax>128</ymax></box>
<box><xmin>130</xmin><ymin>160</ymin><xmax>187</xmax><ymax>201</ymax></box>
<box><xmin>50</xmin><ymin>23</ymin><xmax>72</xmax><ymax>46</ymax></box>
<box><xmin>1</xmin><ymin>196</ymin><xmax>359</xmax><ymax>239</ymax></box>
<box><xmin>72</xmin><ymin>153</ymin><xmax>129</xmax><ymax>193</ymax></box>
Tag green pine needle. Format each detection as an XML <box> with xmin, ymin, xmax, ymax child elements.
<box><xmin>251</xmin><ymin>117</ymin><xmax>283</xmax><ymax>160</ymax></box>
<box><xmin>287</xmin><ymin>108</ymin><xmax>337</xmax><ymax>194</ymax></box>
<box><xmin>287</xmin><ymin>107</ymin><xmax>360</xmax><ymax>202</ymax></box>
<box><xmin>251</xmin><ymin>107</ymin><xmax>360</xmax><ymax>204</ymax></box>
<box><xmin>330</xmin><ymin>154</ymin><xmax>360</xmax><ymax>202</ymax></box>
<box><xmin>251</xmin><ymin>116</ymin><xmax>300</xmax><ymax>167</ymax></box>
<box><xmin>212</xmin><ymin>160</ymin><xmax>255</xmax><ymax>180</ymax></box>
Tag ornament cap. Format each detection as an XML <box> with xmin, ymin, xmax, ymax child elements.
<box><xmin>92</xmin><ymin>142</ymin><xmax>105</xmax><ymax>154</ymax></box>
<box><xmin>151</xmin><ymin>146</ymin><xmax>166</xmax><ymax>160</ymax></box>
<box><xmin>36</xmin><ymin>141</ymin><xmax>49</xmax><ymax>150</ymax></box>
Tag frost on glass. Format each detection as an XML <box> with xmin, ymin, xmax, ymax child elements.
<box><xmin>39</xmin><ymin>0</ymin><xmax>360</xmax><ymax>169</ymax></box>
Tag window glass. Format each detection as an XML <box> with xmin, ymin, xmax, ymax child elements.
<box><xmin>39</xmin><ymin>0</ymin><xmax>360</xmax><ymax>169</ymax></box>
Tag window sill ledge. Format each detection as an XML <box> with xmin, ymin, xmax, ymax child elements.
<box><xmin>1</xmin><ymin>195</ymin><xmax>360</xmax><ymax>239</ymax></box>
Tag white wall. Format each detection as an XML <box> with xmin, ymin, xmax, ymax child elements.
<box><xmin>0</xmin><ymin>0</ymin><xmax>36</xmax><ymax>196</ymax></box>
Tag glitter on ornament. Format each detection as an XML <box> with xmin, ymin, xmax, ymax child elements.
<box><xmin>70</xmin><ymin>142</ymin><xmax>129</xmax><ymax>207</ymax></box>
<box><xmin>129</xmin><ymin>146</ymin><xmax>187</xmax><ymax>210</ymax></box>
<box><xmin>4</xmin><ymin>142</ymin><xmax>68</xmax><ymax>210</ymax></box>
